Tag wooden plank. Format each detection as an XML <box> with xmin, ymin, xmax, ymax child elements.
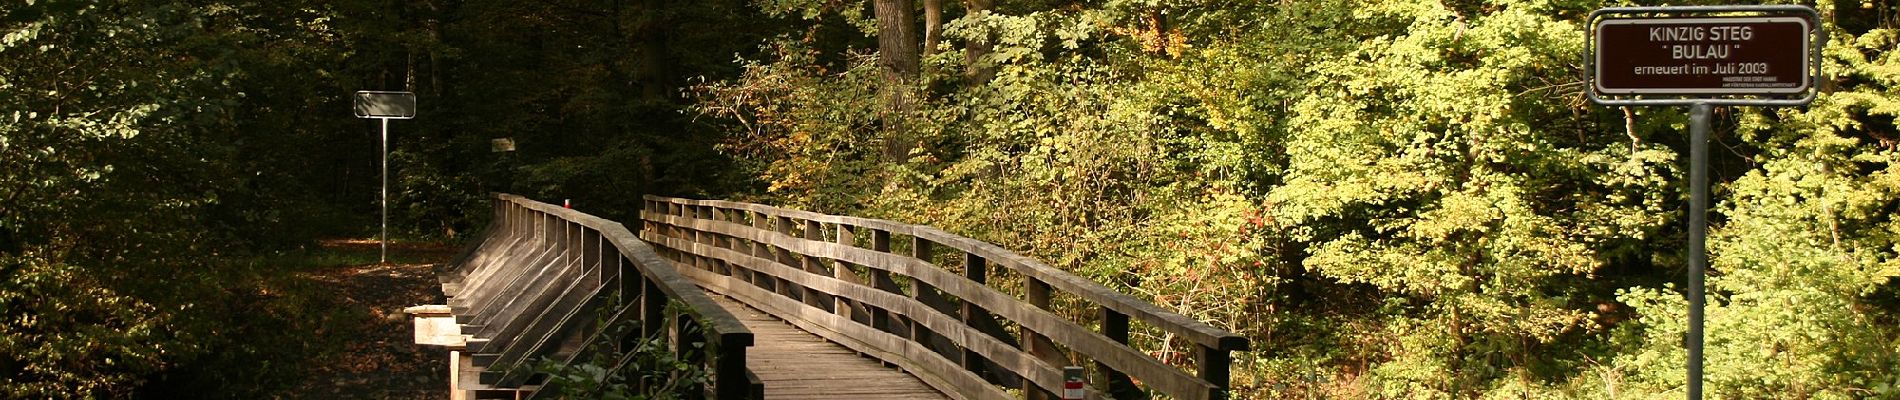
<box><xmin>487</xmin><ymin>252</ymin><xmax>622</xmax><ymax>383</ymax></box>
<box><xmin>711</xmin><ymin>289</ymin><xmax>947</xmax><ymax>400</ymax></box>
<box><xmin>445</xmin><ymin>234</ymin><xmax>534</xmax><ymax>301</ymax></box>
<box><xmin>453</xmin><ymin>244</ymin><xmax>557</xmax><ymax>326</ymax></box>
<box><xmin>452</xmin><ymin>239</ymin><xmax>559</xmax><ymax>314</ymax></box>
<box><xmin>688</xmin><ymin>267</ymin><xmax>1000</xmax><ymax>400</ymax></box>
<box><xmin>413</xmin><ymin>314</ymin><xmax>467</xmax><ymax>348</ymax></box>
<box><xmin>486</xmin><ymin>281</ymin><xmax>610</xmax><ymax>386</ymax></box>
<box><xmin>468</xmin><ymin>254</ymin><xmax>577</xmax><ymax>342</ymax></box>
<box><xmin>442</xmin><ymin>219</ymin><xmax>503</xmax><ymax>282</ymax></box>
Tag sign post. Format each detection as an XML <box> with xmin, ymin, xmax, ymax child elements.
<box><xmin>354</xmin><ymin>90</ymin><xmax>417</xmax><ymax>264</ymax></box>
<box><xmin>1588</xmin><ymin>6</ymin><xmax>1820</xmax><ymax>399</ymax></box>
<box><xmin>1060</xmin><ymin>366</ymin><xmax>1085</xmax><ymax>400</ymax></box>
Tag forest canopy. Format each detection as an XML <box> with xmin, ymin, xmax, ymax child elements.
<box><xmin>3</xmin><ymin>0</ymin><xmax>1898</xmax><ymax>398</ymax></box>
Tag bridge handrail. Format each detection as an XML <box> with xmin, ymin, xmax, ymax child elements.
<box><xmin>641</xmin><ymin>195</ymin><xmax>1248</xmax><ymax>400</ymax></box>
<box><xmin>443</xmin><ymin>194</ymin><xmax>758</xmax><ymax>399</ymax></box>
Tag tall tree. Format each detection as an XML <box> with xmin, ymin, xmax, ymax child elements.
<box><xmin>874</xmin><ymin>0</ymin><xmax>921</xmax><ymax>80</ymax></box>
<box><xmin>961</xmin><ymin>0</ymin><xmax>994</xmax><ymax>85</ymax></box>
<box><xmin>923</xmin><ymin>0</ymin><xmax>943</xmax><ymax>57</ymax></box>
<box><xmin>873</xmin><ymin>0</ymin><xmax>920</xmax><ymax>159</ymax></box>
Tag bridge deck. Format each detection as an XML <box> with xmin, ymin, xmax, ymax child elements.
<box><xmin>708</xmin><ymin>295</ymin><xmax>948</xmax><ymax>400</ymax></box>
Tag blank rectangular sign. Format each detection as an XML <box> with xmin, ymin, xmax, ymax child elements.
<box><xmin>354</xmin><ymin>91</ymin><xmax>417</xmax><ymax>119</ymax></box>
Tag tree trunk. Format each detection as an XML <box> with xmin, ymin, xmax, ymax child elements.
<box><xmin>874</xmin><ymin>0</ymin><xmax>921</xmax><ymax>82</ymax></box>
<box><xmin>873</xmin><ymin>0</ymin><xmax>920</xmax><ymax>160</ymax></box>
<box><xmin>923</xmin><ymin>0</ymin><xmax>943</xmax><ymax>57</ymax></box>
<box><xmin>962</xmin><ymin>0</ymin><xmax>994</xmax><ymax>85</ymax></box>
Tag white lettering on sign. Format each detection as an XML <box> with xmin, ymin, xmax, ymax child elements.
<box><xmin>1670</xmin><ymin>44</ymin><xmax>1735</xmax><ymax>59</ymax></box>
<box><xmin>1647</xmin><ymin>26</ymin><xmax>1754</xmax><ymax>42</ymax></box>
<box><xmin>1649</xmin><ymin>26</ymin><xmax>1755</xmax><ymax>60</ymax></box>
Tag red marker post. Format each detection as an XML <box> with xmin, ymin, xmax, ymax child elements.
<box><xmin>1061</xmin><ymin>366</ymin><xmax>1085</xmax><ymax>400</ymax></box>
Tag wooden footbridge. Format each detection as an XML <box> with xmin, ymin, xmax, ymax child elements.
<box><xmin>415</xmin><ymin>194</ymin><xmax>1248</xmax><ymax>399</ymax></box>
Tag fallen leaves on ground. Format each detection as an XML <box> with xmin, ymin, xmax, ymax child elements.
<box><xmin>276</xmin><ymin>239</ymin><xmax>458</xmax><ymax>399</ymax></box>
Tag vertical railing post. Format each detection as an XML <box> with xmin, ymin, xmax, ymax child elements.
<box><xmin>540</xmin><ymin>209</ymin><xmax>554</xmax><ymax>249</ymax></box>
<box><xmin>870</xmin><ymin>230</ymin><xmax>900</xmax><ymax>334</ymax></box>
<box><xmin>565</xmin><ymin>220</ymin><xmax>579</xmax><ymax>274</ymax></box>
<box><xmin>1100</xmin><ymin>308</ymin><xmax>1141</xmax><ymax>399</ymax></box>
<box><xmin>961</xmin><ymin>253</ymin><xmax>988</xmax><ymax>373</ymax></box>
<box><xmin>695</xmin><ymin>206</ymin><xmax>714</xmax><ymax>272</ymax></box>
<box><xmin>750</xmin><ymin>211</ymin><xmax>774</xmax><ymax>291</ymax></box>
<box><xmin>514</xmin><ymin>199</ymin><xmax>527</xmax><ymax>238</ymax></box>
<box><xmin>910</xmin><ymin>238</ymin><xmax>958</xmax><ymax>360</ymax></box>
<box><xmin>836</xmin><ymin>224</ymin><xmax>858</xmax><ymax>322</ymax></box>
<box><xmin>774</xmin><ymin>216</ymin><xmax>800</xmax><ymax>300</ymax></box>
<box><xmin>641</xmin><ymin>278</ymin><xmax>666</xmax><ymax>344</ymax></box>
<box><xmin>619</xmin><ymin>254</ymin><xmax>635</xmax><ymax>309</ymax></box>
<box><xmin>676</xmin><ymin>316</ymin><xmax>707</xmax><ymax>400</ymax></box>
<box><xmin>633</xmin><ymin>274</ymin><xmax>667</xmax><ymax>394</ymax></box>
<box><xmin>676</xmin><ymin>201</ymin><xmax>691</xmax><ymax>244</ymax></box>
<box><xmin>705</xmin><ymin>207</ymin><xmax>719</xmax><ymax>264</ymax></box>
<box><xmin>834</xmin><ymin>225</ymin><xmax>869</xmax><ymax>323</ymax></box>
<box><xmin>717</xmin><ymin>208</ymin><xmax>738</xmax><ymax>277</ymax></box>
<box><xmin>714</xmin><ymin>333</ymin><xmax>749</xmax><ymax>400</ymax></box>
<box><xmin>910</xmin><ymin>238</ymin><xmax>935</xmax><ymax>349</ymax></box>
<box><xmin>1197</xmin><ymin>345</ymin><xmax>1233</xmax><ymax>400</ymax></box>
<box><xmin>802</xmin><ymin>220</ymin><xmax>834</xmax><ymax>312</ymax></box>
<box><xmin>1024</xmin><ymin>278</ymin><xmax>1064</xmax><ymax>400</ymax></box>
<box><xmin>580</xmin><ymin>227</ymin><xmax>602</xmax><ymax>288</ymax></box>
<box><xmin>497</xmin><ymin>198</ymin><xmax>508</xmax><ymax>235</ymax></box>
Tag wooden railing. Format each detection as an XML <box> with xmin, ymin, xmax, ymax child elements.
<box><xmin>441</xmin><ymin>194</ymin><xmax>760</xmax><ymax>399</ymax></box>
<box><xmin>641</xmin><ymin>196</ymin><xmax>1249</xmax><ymax>400</ymax></box>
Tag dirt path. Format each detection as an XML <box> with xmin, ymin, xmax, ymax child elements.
<box><xmin>275</xmin><ymin>239</ymin><xmax>459</xmax><ymax>399</ymax></box>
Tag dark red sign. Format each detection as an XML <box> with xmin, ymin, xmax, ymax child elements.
<box><xmin>1594</xmin><ymin>17</ymin><xmax>1811</xmax><ymax>95</ymax></box>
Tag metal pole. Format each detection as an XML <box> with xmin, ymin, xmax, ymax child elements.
<box><xmin>1687</xmin><ymin>102</ymin><xmax>1711</xmax><ymax>400</ymax></box>
<box><xmin>381</xmin><ymin>117</ymin><xmax>390</xmax><ymax>264</ymax></box>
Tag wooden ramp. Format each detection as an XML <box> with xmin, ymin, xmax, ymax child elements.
<box><xmin>710</xmin><ymin>295</ymin><xmax>948</xmax><ymax>400</ymax></box>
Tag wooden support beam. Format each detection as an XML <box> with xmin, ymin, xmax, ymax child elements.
<box><xmin>911</xmin><ymin>238</ymin><xmax>960</xmax><ymax>362</ymax></box>
<box><xmin>1023</xmin><ymin>278</ymin><xmax>1065</xmax><ymax>400</ymax></box>
<box><xmin>961</xmin><ymin>253</ymin><xmax>987</xmax><ymax>372</ymax></box>
<box><xmin>834</xmin><ymin>225</ymin><xmax>873</xmax><ymax>324</ymax></box>
<box><xmin>1099</xmin><ymin>309</ymin><xmax>1142</xmax><ymax>400</ymax></box>
<box><xmin>870</xmin><ymin>230</ymin><xmax>904</xmax><ymax>337</ymax></box>
<box><xmin>803</xmin><ymin>220</ymin><xmax>836</xmax><ymax>313</ymax></box>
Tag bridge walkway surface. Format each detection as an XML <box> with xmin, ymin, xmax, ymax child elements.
<box><xmin>708</xmin><ymin>295</ymin><xmax>946</xmax><ymax>399</ymax></box>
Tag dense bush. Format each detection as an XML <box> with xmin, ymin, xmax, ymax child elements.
<box><xmin>695</xmin><ymin>0</ymin><xmax>1900</xmax><ymax>398</ymax></box>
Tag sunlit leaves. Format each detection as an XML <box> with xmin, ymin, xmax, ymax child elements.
<box><xmin>702</xmin><ymin>0</ymin><xmax>1899</xmax><ymax>397</ymax></box>
<box><xmin>0</xmin><ymin>258</ymin><xmax>168</xmax><ymax>399</ymax></box>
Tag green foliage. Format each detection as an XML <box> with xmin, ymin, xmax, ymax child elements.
<box><xmin>698</xmin><ymin>0</ymin><xmax>1900</xmax><ymax>398</ymax></box>
<box><xmin>1264</xmin><ymin>1</ymin><xmax>1669</xmax><ymax>395</ymax></box>
<box><xmin>529</xmin><ymin>300</ymin><xmax>712</xmax><ymax>400</ymax></box>
<box><xmin>1610</xmin><ymin>2</ymin><xmax>1900</xmax><ymax>396</ymax></box>
<box><xmin>531</xmin><ymin>335</ymin><xmax>710</xmax><ymax>400</ymax></box>
<box><xmin>0</xmin><ymin>258</ymin><xmax>167</xmax><ymax>398</ymax></box>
